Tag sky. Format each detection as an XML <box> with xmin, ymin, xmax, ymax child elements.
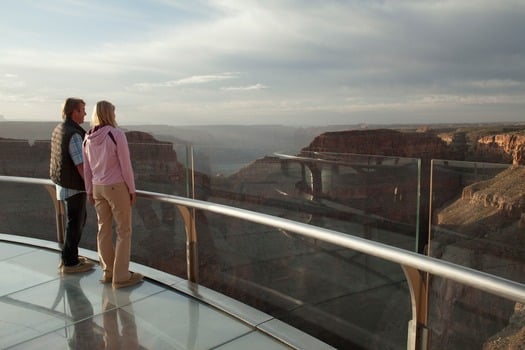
<box><xmin>1</xmin><ymin>0</ymin><xmax>524</xmax><ymax>126</ymax></box>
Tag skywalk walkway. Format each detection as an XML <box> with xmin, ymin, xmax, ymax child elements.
<box><xmin>0</xmin><ymin>238</ymin><xmax>325</xmax><ymax>349</ymax></box>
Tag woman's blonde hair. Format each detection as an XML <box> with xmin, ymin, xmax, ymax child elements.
<box><xmin>91</xmin><ymin>100</ymin><xmax>117</xmax><ymax>127</ymax></box>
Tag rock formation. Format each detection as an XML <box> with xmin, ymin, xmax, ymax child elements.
<box><xmin>484</xmin><ymin>303</ymin><xmax>525</xmax><ymax>350</ymax></box>
<box><xmin>429</xmin><ymin>166</ymin><xmax>525</xmax><ymax>349</ymax></box>
<box><xmin>303</xmin><ymin>127</ymin><xmax>525</xmax><ymax>166</ymax></box>
<box><xmin>303</xmin><ymin>129</ymin><xmax>456</xmax><ymax>159</ymax></box>
<box><xmin>477</xmin><ymin>133</ymin><xmax>525</xmax><ymax>165</ymax></box>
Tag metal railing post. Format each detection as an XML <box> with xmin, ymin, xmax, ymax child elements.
<box><xmin>402</xmin><ymin>265</ymin><xmax>429</xmax><ymax>350</ymax></box>
<box><xmin>44</xmin><ymin>184</ymin><xmax>65</xmax><ymax>244</ymax></box>
<box><xmin>176</xmin><ymin>205</ymin><xmax>199</xmax><ymax>283</ymax></box>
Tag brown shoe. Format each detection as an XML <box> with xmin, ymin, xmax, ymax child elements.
<box><xmin>58</xmin><ymin>256</ymin><xmax>90</xmax><ymax>269</ymax></box>
<box><xmin>112</xmin><ymin>272</ymin><xmax>144</xmax><ymax>289</ymax></box>
<box><xmin>99</xmin><ymin>274</ymin><xmax>113</xmax><ymax>284</ymax></box>
<box><xmin>61</xmin><ymin>260</ymin><xmax>95</xmax><ymax>274</ymax></box>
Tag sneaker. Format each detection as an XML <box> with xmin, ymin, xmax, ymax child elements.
<box><xmin>58</xmin><ymin>256</ymin><xmax>90</xmax><ymax>269</ymax></box>
<box><xmin>112</xmin><ymin>272</ymin><xmax>144</xmax><ymax>289</ymax></box>
<box><xmin>61</xmin><ymin>260</ymin><xmax>95</xmax><ymax>274</ymax></box>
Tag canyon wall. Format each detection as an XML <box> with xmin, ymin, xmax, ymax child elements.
<box><xmin>303</xmin><ymin>129</ymin><xmax>456</xmax><ymax>159</ymax></box>
<box><xmin>303</xmin><ymin>127</ymin><xmax>525</xmax><ymax>165</ymax></box>
<box><xmin>477</xmin><ymin>133</ymin><xmax>525</xmax><ymax>165</ymax></box>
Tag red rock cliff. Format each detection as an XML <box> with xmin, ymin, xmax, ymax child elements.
<box><xmin>302</xmin><ymin>129</ymin><xmax>455</xmax><ymax>160</ymax></box>
<box><xmin>477</xmin><ymin>134</ymin><xmax>525</xmax><ymax>165</ymax></box>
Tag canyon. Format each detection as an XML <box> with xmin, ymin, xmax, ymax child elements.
<box><xmin>1</xmin><ymin>122</ymin><xmax>524</xmax><ymax>349</ymax></box>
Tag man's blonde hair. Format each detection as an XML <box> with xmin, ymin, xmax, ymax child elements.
<box><xmin>61</xmin><ymin>98</ymin><xmax>85</xmax><ymax>120</ymax></box>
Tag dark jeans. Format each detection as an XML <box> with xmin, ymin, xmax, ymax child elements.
<box><xmin>62</xmin><ymin>192</ymin><xmax>87</xmax><ymax>266</ymax></box>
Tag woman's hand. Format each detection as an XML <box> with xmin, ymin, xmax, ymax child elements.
<box><xmin>88</xmin><ymin>193</ymin><xmax>95</xmax><ymax>205</ymax></box>
<box><xmin>130</xmin><ymin>192</ymin><xmax>136</xmax><ymax>206</ymax></box>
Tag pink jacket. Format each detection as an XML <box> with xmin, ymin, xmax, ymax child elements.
<box><xmin>82</xmin><ymin>125</ymin><xmax>136</xmax><ymax>195</ymax></box>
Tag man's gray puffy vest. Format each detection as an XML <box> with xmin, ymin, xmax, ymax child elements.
<box><xmin>49</xmin><ymin>118</ymin><xmax>86</xmax><ymax>190</ymax></box>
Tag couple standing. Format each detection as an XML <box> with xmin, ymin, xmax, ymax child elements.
<box><xmin>50</xmin><ymin>97</ymin><xmax>143</xmax><ymax>289</ymax></box>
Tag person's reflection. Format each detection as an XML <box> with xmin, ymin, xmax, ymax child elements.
<box><xmin>102</xmin><ymin>284</ymin><xmax>143</xmax><ymax>350</ymax></box>
<box><xmin>53</xmin><ymin>274</ymin><xmax>104</xmax><ymax>349</ymax></box>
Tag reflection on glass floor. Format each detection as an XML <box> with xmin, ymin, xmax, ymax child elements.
<box><xmin>0</xmin><ymin>241</ymin><xmax>292</xmax><ymax>349</ymax></box>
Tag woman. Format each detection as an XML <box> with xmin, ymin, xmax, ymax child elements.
<box><xmin>83</xmin><ymin>100</ymin><xmax>143</xmax><ymax>289</ymax></box>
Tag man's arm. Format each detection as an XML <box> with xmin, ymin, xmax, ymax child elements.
<box><xmin>76</xmin><ymin>164</ymin><xmax>84</xmax><ymax>179</ymax></box>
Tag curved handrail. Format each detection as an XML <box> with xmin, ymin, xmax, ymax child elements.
<box><xmin>5</xmin><ymin>176</ymin><xmax>520</xmax><ymax>301</ymax></box>
<box><xmin>136</xmin><ymin>188</ymin><xmax>525</xmax><ymax>303</ymax></box>
<box><xmin>2</xmin><ymin>175</ymin><xmax>525</xmax><ymax>350</ymax></box>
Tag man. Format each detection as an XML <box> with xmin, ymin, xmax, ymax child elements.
<box><xmin>50</xmin><ymin>97</ymin><xmax>95</xmax><ymax>273</ymax></box>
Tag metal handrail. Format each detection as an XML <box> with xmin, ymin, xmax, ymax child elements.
<box><xmin>2</xmin><ymin>175</ymin><xmax>525</xmax><ymax>350</ymax></box>
<box><xmin>136</xmin><ymin>188</ymin><xmax>525</xmax><ymax>302</ymax></box>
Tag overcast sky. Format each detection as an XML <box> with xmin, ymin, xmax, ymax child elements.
<box><xmin>1</xmin><ymin>0</ymin><xmax>524</xmax><ymax>126</ymax></box>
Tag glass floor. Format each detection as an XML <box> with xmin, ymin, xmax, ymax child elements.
<box><xmin>0</xmin><ymin>240</ymin><xmax>299</xmax><ymax>349</ymax></box>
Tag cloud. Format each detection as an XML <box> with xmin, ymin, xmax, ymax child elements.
<box><xmin>1</xmin><ymin>1</ymin><xmax>525</xmax><ymax>125</ymax></box>
<box><xmin>0</xmin><ymin>73</ymin><xmax>26</xmax><ymax>89</ymax></box>
<box><xmin>221</xmin><ymin>83</ymin><xmax>268</xmax><ymax>91</ymax></box>
<box><xmin>461</xmin><ymin>79</ymin><xmax>525</xmax><ymax>89</ymax></box>
<box><xmin>131</xmin><ymin>73</ymin><xmax>239</xmax><ymax>90</ymax></box>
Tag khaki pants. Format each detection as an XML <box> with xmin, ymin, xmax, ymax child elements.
<box><xmin>93</xmin><ymin>182</ymin><xmax>132</xmax><ymax>283</ymax></box>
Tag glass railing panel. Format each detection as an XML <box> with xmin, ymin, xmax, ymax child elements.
<box><xmin>0</xmin><ymin>139</ymin><xmax>190</xmax><ymax>273</ymax></box>
<box><xmin>427</xmin><ymin>279</ymin><xmax>519</xmax><ymax>349</ymax></box>
<box><xmin>0</xmin><ymin>138</ymin><xmax>87</xmax><ymax>242</ymax></box>
<box><xmin>0</xmin><ymin>138</ymin><xmax>191</xmax><ymax>197</ymax></box>
<box><xmin>126</xmin><ymin>139</ymin><xmax>193</xmax><ymax>274</ymax></box>
<box><xmin>0</xmin><ymin>180</ymin><xmax>58</xmax><ymax>241</ymax></box>
<box><xmin>0</xmin><ymin>178</ymin><xmax>99</xmax><ymax>255</ymax></box>
<box><xmin>296</xmin><ymin>151</ymin><xmax>422</xmax><ymax>251</ymax></box>
<box><xmin>428</xmin><ymin>159</ymin><xmax>525</xmax><ymax>349</ymax></box>
<box><xmin>128</xmin><ymin>141</ymin><xmax>191</xmax><ymax>197</ymax></box>
<box><xmin>0</xmin><ymin>177</ymin><xmax>186</xmax><ymax>277</ymax></box>
<box><xmin>428</xmin><ymin>159</ymin><xmax>524</xmax><ymax>276</ymax></box>
<box><xmin>190</xmin><ymin>145</ymin><xmax>421</xmax><ymax>252</ymax></box>
<box><xmin>0</xmin><ymin>139</ymin><xmax>51</xmax><ymax>179</ymax></box>
<box><xmin>194</xmin><ymin>208</ymin><xmax>411</xmax><ymax>349</ymax></box>
<box><xmin>184</xmin><ymin>146</ymin><xmax>420</xmax><ymax>348</ymax></box>
<box><xmin>130</xmin><ymin>197</ymin><xmax>187</xmax><ymax>277</ymax></box>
